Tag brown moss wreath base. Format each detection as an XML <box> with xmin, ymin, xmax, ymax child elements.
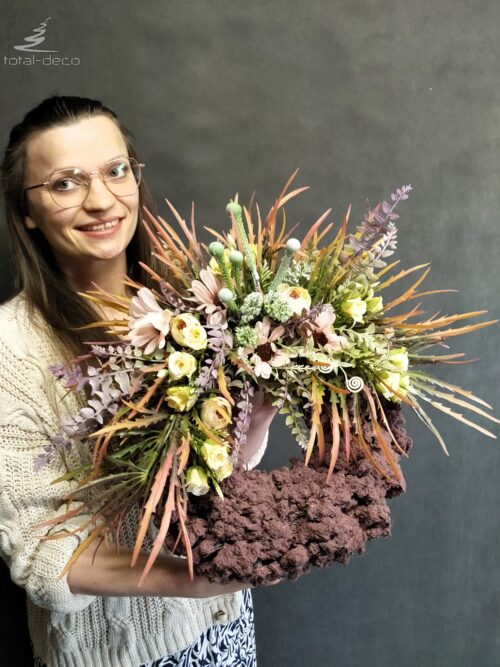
<box><xmin>163</xmin><ymin>402</ymin><xmax>412</xmax><ymax>586</ymax></box>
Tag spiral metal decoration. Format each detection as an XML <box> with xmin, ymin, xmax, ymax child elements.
<box><xmin>346</xmin><ymin>376</ymin><xmax>364</xmax><ymax>393</ymax></box>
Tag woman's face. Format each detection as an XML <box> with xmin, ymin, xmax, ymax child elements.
<box><xmin>23</xmin><ymin>114</ymin><xmax>139</xmax><ymax>269</ymax></box>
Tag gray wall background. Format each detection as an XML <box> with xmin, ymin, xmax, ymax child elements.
<box><xmin>1</xmin><ymin>2</ymin><xmax>499</xmax><ymax>666</ymax></box>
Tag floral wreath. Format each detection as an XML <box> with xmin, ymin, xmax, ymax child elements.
<box><xmin>38</xmin><ymin>172</ymin><xmax>498</xmax><ymax>586</ymax></box>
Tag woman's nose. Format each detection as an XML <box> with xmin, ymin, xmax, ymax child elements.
<box><xmin>82</xmin><ymin>175</ymin><xmax>117</xmax><ymax>210</ymax></box>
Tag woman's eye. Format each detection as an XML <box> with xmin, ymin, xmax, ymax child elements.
<box><xmin>53</xmin><ymin>178</ymin><xmax>80</xmax><ymax>191</ymax></box>
<box><xmin>108</xmin><ymin>163</ymin><xmax>129</xmax><ymax>179</ymax></box>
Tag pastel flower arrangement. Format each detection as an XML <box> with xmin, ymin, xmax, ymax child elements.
<box><xmin>39</xmin><ymin>172</ymin><xmax>498</xmax><ymax>585</ymax></box>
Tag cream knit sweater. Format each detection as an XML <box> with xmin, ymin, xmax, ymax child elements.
<box><xmin>0</xmin><ymin>293</ymin><xmax>267</xmax><ymax>667</ymax></box>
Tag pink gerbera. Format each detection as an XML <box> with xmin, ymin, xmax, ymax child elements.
<box><xmin>249</xmin><ymin>317</ymin><xmax>291</xmax><ymax>379</ymax></box>
<box><xmin>300</xmin><ymin>305</ymin><xmax>348</xmax><ymax>352</ymax></box>
<box><xmin>188</xmin><ymin>268</ymin><xmax>222</xmax><ymax>314</ymax></box>
<box><xmin>128</xmin><ymin>287</ymin><xmax>173</xmax><ymax>355</ymax></box>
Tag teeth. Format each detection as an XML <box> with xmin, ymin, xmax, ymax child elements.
<box><xmin>82</xmin><ymin>219</ymin><xmax>120</xmax><ymax>232</ymax></box>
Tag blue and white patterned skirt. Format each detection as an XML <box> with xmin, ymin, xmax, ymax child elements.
<box><xmin>34</xmin><ymin>589</ymin><xmax>257</xmax><ymax>667</ymax></box>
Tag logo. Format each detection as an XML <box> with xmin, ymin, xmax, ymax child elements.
<box><xmin>4</xmin><ymin>17</ymin><xmax>80</xmax><ymax>66</ymax></box>
<box><xmin>13</xmin><ymin>16</ymin><xmax>57</xmax><ymax>52</ymax></box>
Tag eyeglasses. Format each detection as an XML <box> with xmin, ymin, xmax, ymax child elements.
<box><xmin>23</xmin><ymin>156</ymin><xmax>145</xmax><ymax>210</ymax></box>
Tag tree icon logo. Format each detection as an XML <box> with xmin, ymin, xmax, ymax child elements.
<box><xmin>13</xmin><ymin>17</ymin><xmax>58</xmax><ymax>53</ymax></box>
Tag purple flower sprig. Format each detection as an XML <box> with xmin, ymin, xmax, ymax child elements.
<box><xmin>195</xmin><ymin>323</ymin><xmax>227</xmax><ymax>389</ymax></box>
<box><xmin>38</xmin><ymin>357</ymin><xmax>137</xmax><ymax>472</ymax></box>
<box><xmin>49</xmin><ymin>363</ymin><xmax>89</xmax><ymax>392</ymax></box>
<box><xmin>159</xmin><ymin>281</ymin><xmax>199</xmax><ymax>313</ymax></box>
<box><xmin>230</xmin><ymin>380</ymin><xmax>255</xmax><ymax>463</ymax></box>
<box><xmin>34</xmin><ymin>435</ymin><xmax>74</xmax><ymax>472</ymax></box>
<box><xmin>343</xmin><ymin>184</ymin><xmax>412</xmax><ymax>266</ymax></box>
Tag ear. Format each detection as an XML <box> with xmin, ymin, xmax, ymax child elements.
<box><xmin>24</xmin><ymin>213</ymin><xmax>37</xmax><ymax>230</ymax></box>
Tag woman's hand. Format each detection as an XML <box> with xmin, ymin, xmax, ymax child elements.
<box><xmin>238</xmin><ymin>387</ymin><xmax>278</xmax><ymax>466</ymax></box>
<box><xmin>68</xmin><ymin>546</ymin><xmax>281</xmax><ymax>598</ymax></box>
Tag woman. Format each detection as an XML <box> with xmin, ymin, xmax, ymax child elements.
<box><xmin>0</xmin><ymin>95</ymin><xmax>277</xmax><ymax>667</ymax></box>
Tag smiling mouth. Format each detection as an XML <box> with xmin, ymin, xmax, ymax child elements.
<box><xmin>76</xmin><ymin>218</ymin><xmax>123</xmax><ymax>233</ymax></box>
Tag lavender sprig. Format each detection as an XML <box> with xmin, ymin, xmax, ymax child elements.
<box><xmin>343</xmin><ymin>185</ymin><xmax>412</xmax><ymax>265</ymax></box>
<box><xmin>195</xmin><ymin>323</ymin><xmax>227</xmax><ymax>389</ymax></box>
<box><xmin>34</xmin><ymin>435</ymin><xmax>74</xmax><ymax>472</ymax></box>
<box><xmin>159</xmin><ymin>281</ymin><xmax>199</xmax><ymax>313</ymax></box>
<box><xmin>231</xmin><ymin>380</ymin><xmax>255</xmax><ymax>462</ymax></box>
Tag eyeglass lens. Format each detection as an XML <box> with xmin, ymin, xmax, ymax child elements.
<box><xmin>47</xmin><ymin>158</ymin><xmax>142</xmax><ymax>208</ymax></box>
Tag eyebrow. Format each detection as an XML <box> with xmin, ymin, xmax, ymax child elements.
<box><xmin>51</xmin><ymin>154</ymin><xmax>129</xmax><ymax>173</ymax></box>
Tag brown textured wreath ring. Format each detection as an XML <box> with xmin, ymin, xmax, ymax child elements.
<box><xmin>162</xmin><ymin>399</ymin><xmax>412</xmax><ymax>586</ymax></box>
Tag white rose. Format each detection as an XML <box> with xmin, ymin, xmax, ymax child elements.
<box><xmin>200</xmin><ymin>440</ymin><xmax>231</xmax><ymax>472</ymax></box>
<box><xmin>185</xmin><ymin>466</ymin><xmax>210</xmax><ymax>496</ymax></box>
<box><xmin>168</xmin><ymin>351</ymin><xmax>198</xmax><ymax>380</ymax></box>
<box><xmin>165</xmin><ymin>385</ymin><xmax>197</xmax><ymax>411</ymax></box>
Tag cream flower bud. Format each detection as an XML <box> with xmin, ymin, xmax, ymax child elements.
<box><xmin>166</xmin><ymin>385</ymin><xmax>198</xmax><ymax>412</ymax></box>
<box><xmin>200</xmin><ymin>397</ymin><xmax>233</xmax><ymax>430</ymax></box>
<box><xmin>168</xmin><ymin>351</ymin><xmax>197</xmax><ymax>380</ymax></box>
<box><xmin>341</xmin><ymin>297</ymin><xmax>367</xmax><ymax>323</ymax></box>
<box><xmin>185</xmin><ymin>466</ymin><xmax>210</xmax><ymax>496</ymax></box>
<box><xmin>276</xmin><ymin>284</ymin><xmax>312</xmax><ymax>316</ymax></box>
<box><xmin>170</xmin><ymin>314</ymin><xmax>207</xmax><ymax>350</ymax></box>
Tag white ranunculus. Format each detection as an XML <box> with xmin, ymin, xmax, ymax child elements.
<box><xmin>376</xmin><ymin>370</ymin><xmax>410</xmax><ymax>402</ymax></box>
<box><xmin>276</xmin><ymin>284</ymin><xmax>312</xmax><ymax>316</ymax></box>
<box><xmin>200</xmin><ymin>397</ymin><xmax>232</xmax><ymax>430</ymax></box>
<box><xmin>170</xmin><ymin>314</ymin><xmax>207</xmax><ymax>350</ymax></box>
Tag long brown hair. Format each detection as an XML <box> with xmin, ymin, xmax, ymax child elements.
<box><xmin>1</xmin><ymin>95</ymin><xmax>159</xmax><ymax>359</ymax></box>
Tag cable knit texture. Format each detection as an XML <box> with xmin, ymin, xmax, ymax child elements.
<box><xmin>0</xmin><ymin>293</ymin><xmax>268</xmax><ymax>667</ymax></box>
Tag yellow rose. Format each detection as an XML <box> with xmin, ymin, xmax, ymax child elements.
<box><xmin>200</xmin><ymin>396</ymin><xmax>233</xmax><ymax>430</ymax></box>
<box><xmin>185</xmin><ymin>466</ymin><xmax>210</xmax><ymax>496</ymax></box>
<box><xmin>168</xmin><ymin>351</ymin><xmax>198</xmax><ymax>380</ymax></box>
<box><xmin>277</xmin><ymin>284</ymin><xmax>312</xmax><ymax>316</ymax></box>
<box><xmin>166</xmin><ymin>385</ymin><xmax>198</xmax><ymax>411</ymax></box>
<box><xmin>170</xmin><ymin>314</ymin><xmax>207</xmax><ymax>350</ymax></box>
<box><xmin>341</xmin><ymin>296</ymin><xmax>367</xmax><ymax>323</ymax></box>
<box><xmin>200</xmin><ymin>440</ymin><xmax>231</xmax><ymax>472</ymax></box>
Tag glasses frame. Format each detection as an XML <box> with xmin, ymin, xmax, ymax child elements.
<box><xmin>23</xmin><ymin>156</ymin><xmax>145</xmax><ymax>210</ymax></box>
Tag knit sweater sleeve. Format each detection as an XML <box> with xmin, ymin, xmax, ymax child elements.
<box><xmin>0</xmin><ymin>333</ymin><xmax>96</xmax><ymax>613</ymax></box>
